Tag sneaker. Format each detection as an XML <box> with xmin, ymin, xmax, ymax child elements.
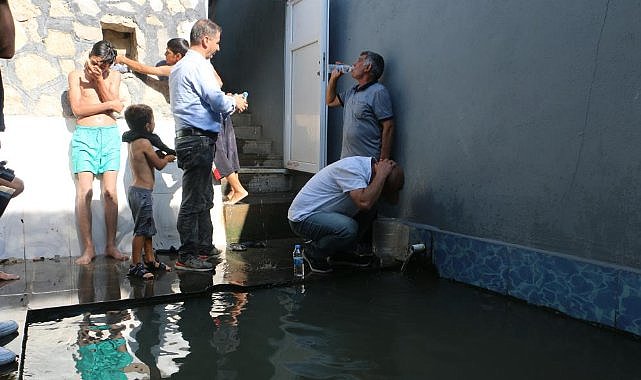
<box><xmin>198</xmin><ymin>246</ymin><xmax>223</xmax><ymax>260</ymax></box>
<box><xmin>175</xmin><ymin>255</ymin><xmax>213</xmax><ymax>272</ymax></box>
<box><xmin>0</xmin><ymin>346</ymin><xmax>15</xmax><ymax>367</ymax></box>
<box><xmin>354</xmin><ymin>242</ymin><xmax>373</xmax><ymax>256</ymax></box>
<box><xmin>328</xmin><ymin>253</ymin><xmax>373</xmax><ymax>268</ymax></box>
<box><xmin>302</xmin><ymin>249</ymin><xmax>332</xmax><ymax>273</ymax></box>
<box><xmin>0</xmin><ymin>321</ymin><xmax>17</xmax><ymax>338</ymax></box>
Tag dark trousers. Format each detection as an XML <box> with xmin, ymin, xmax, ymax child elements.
<box><xmin>288</xmin><ymin>207</ymin><xmax>377</xmax><ymax>260</ymax></box>
<box><xmin>175</xmin><ymin>135</ymin><xmax>217</xmax><ymax>258</ymax></box>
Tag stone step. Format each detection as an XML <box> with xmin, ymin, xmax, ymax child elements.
<box><xmin>234</xmin><ymin>125</ymin><xmax>262</xmax><ymax>140</ymax></box>
<box><xmin>221</xmin><ymin>168</ymin><xmax>292</xmax><ymax>194</ymax></box>
<box><xmin>238</xmin><ymin>153</ymin><xmax>283</xmax><ymax>168</ymax></box>
<box><xmin>223</xmin><ymin>192</ymin><xmax>297</xmax><ymax>243</ymax></box>
<box><xmin>240</xmin><ymin>139</ymin><xmax>272</xmax><ymax>155</ymax></box>
<box><xmin>231</xmin><ymin>113</ymin><xmax>252</xmax><ymax>126</ymax></box>
<box><xmin>241</xmin><ymin>168</ymin><xmax>291</xmax><ymax>193</ymax></box>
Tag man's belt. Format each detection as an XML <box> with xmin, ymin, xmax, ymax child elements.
<box><xmin>176</xmin><ymin>127</ymin><xmax>218</xmax><ymax>140</ymax></box>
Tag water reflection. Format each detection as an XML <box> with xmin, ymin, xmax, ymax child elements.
<box><xmin>73</xmin><ymin>311</ymin><xmax>149</xmax><ymax>378</ymax></box>
<box><xmin>77</xmin><ymin>262</ymin><xmax>122</xmax><ymax>305</ymax></box>
<box><xmin>24</xmin><ymin>274</ymin><xmax>641</xmax><ymax>379</ymax></box>
<box><xmin>210</xmin><ymin>292</ymin><xmax>246</xmax><ymax>354</ymax></box>
<box><xmin>129</xmin><ymin>300</ymin><xmax>164</xmax><ymax>378</ymax></box>
<box><xmin>166</xmin><ymin>290</ymin><xmax>249</xmax><ymax>377</ymax></box>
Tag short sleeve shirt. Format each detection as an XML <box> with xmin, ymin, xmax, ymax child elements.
<box><xmin>288</xmin><ymin>156</ymin><xmax>373</xmax><ymax>221</ymax></box>
<box><xmin>339</xmin><ymin>82</ymin><xmax>393</xmax><ymax>159</ymax></box>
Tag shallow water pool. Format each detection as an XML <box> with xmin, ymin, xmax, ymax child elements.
<box><xmin>23</xmin><ymin>272</ymin><xmax>641</xmax><ymax>379</ymax></box>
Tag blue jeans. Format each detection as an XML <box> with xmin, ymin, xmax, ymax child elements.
<box><xmin>175</xmin><ymin>135</ymin><xmax>217</xmax><ymax>257</ymax></box>
<box><xmin>289</xmin><ymin>212</ymin><xmax>360</xmax><ymax>260</ymax></box>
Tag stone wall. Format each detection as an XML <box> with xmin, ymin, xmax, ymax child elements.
<box><xmin>2</xmin><ymin>0</ymin><xmax>206</xmax><ymax>118</ymax></box>
<box><xmin>0</xmin><ymin>1</ymin><xmax>209</xmax><ymax>260</ymax></box>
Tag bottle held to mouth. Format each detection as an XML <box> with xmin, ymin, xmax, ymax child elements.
<box><xmin>328</xmin><ymin>63</ymin><xmax>353</xmax><ymax>73</ymax></box>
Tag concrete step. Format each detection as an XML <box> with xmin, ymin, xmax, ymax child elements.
<box><xmin>223</xmin><ymin>192</ymin><xmax>297</xmax><ymax>243</ymax></box>
<box><xmin>240</xmin><ymin>139</ymin><xmax>273</xmax><ymax>155</ymax></box>
<box><xmin>238</xmin><ymin>153</ymin><xmax>283</xmax><ymax>168</ymax></box>
<box><xmin>234</xmin><ymin>125</ymin><xmax>262</xmax><ymax>140</ymax></box>
<box><xmin>231</xmin><ymin>113</ymin><xmax>252</xmax><ymax>126</ymax></box>
<box><xmin>221</xmin><ymin>168</ymin><xmax>292</xmax><ymax>194</ymax></box>
<box><xmin>240</xmin><ymin>168</ymin><xmax>291</xmax><ymax>193</ymax></box>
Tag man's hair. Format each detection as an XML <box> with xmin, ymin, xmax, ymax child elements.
<box><xmin>361</xmin><ymin>50</ymin><xmax>385</xmax><ymax>81</ymax></box>
<box><xmin>190</xmin><ymin>19</ymin><xmax>221</xmax><ymax>45</ymax></box>
<box><xmin>167</xmin><ymin>38</ymin><xmax>189</xmax><ymax>56</ymax></box>
<box><xmin>90</xmin><ymin>40</ymin><xmax>117</xmax><ymax>65</ymax></box>
<box><xmin>385</xmin><ymin>166</ymin><xmax>404</xmax><ymax>191</ymax></box>
<box><xmin>124</xmin><ymin>104</ymin><xmax>153</xmax><ymax>132</ymax></box>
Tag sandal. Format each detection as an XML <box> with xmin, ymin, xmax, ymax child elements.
<box><xmin>145</xmin><ymin>259</ymin><xmax>172</xmax><ymax>272</ymax></box>
<box><xmin>128</xmin><ymin>263</ymin><xmax>154</xmax><ymax>280</ymax></box>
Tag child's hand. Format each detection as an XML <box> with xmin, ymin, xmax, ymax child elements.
<box><xmin>165</xmin><ymin>154</ymin><xmax>176</xmax><ymax>163</ymax></box>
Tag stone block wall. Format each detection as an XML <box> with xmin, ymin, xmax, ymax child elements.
<box><xmin>0</xmin><ymin>1</ymin><xmax>209</xmax><ymax>260</ymax></box>
<box><xmin>2</xmin><ymin>0</ymin><xmax>206</xmax><ymax>118</ymax></box>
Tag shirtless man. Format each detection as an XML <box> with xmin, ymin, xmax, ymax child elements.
<box><xmin>68</xmin><ymin>40</ymin><xmax>128</xmax><ymax>264</ymax></box>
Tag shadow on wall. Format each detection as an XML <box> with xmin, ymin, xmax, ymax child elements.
<box><xmin>0</xmin><ymin>165</ymin><xmax>183</xmax><ymax>260</ymax></box>
<box><xmin>121</xmin><ymin>152</ymin><xmax>183</xmax><ymax>251</ymax></box>
<box><xmin>0</xmin><ymin>115</ymin><xmax>185</xmax><ymax>260</ymax></box>
<box><xmin>61</xmin><ymin>90</ymin><xmax>73</xmax><ymax>118</ymax></box>
<box><xmin>407</xmin><ymin>190</ymin><xmax>466</xmax><ymax>229</ymax></box>
<box><xmin>132</xmin><ymin>72</ymin><xmax>170</xmax><ymax>103</ymax></box>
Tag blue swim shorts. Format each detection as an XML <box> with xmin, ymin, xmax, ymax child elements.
<box><xmin>71</xmin><ymin>125</ymin><xmax>121</xmax><ymax>174</ymax></box>
<box><xmin>127</xmin><ymin>186</ymin><xmax>156</xmax><ymax>237</ymax></box>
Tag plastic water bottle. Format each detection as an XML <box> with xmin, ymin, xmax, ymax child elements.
<box><xmin>328</xmin><ymin>63</ymin><xmax>353</xmax><ymax>73</ymax></box>
<box><xmin>293</xmin><ymin>244</ymin><xmax>304</xmax><ymax>278</ymax></box>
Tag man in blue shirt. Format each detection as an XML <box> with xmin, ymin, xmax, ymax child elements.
<box><xmin>326</xmin><ymin>51</ymin><xmax>395</xmax><ymax>160</ymax></box>
<box><xmin>169</xmin><ymin>19</ymin><xmax>248</xmax><ymax>271</ymax></box>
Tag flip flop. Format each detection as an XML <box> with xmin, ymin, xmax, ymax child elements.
<box><xmin>228</xmin><ymin>243</ymin><xmax>247</xmax><ymax>251</ymax></box>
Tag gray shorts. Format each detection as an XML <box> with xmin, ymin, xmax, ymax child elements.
<box><xmin>127</xmin><ymin>186</ymin><xmax>156</xmax><ymax>237</ymax></box>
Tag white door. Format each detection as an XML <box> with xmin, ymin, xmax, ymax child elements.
<box><xmin>284</xmin><ymin>0</ymin><xmax>329</xmax><ymax>173</ymax></box>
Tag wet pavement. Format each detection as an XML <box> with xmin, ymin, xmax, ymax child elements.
<box><xmin>0</xmin><ymin>237</ymin><xmax>312</xmax><ymax>378</ymax></box>
<box><xmin>4</xmin><ymin>240</ymin><xmax>641</xmax><ymax>379</ymax></box>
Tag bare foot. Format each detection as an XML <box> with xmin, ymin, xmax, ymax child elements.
<box><xmin>0</xmin><ymin>271</ymin><xmax>19</xmax><ymax>280</ymax></box>
<box><xmin>224</xmin><ymin>190</ymin><xmax>234</xmax><ymax>202</ymax></box>
<box><xmin>224</xmin><ymin>190</ymin><xmax>248</xmax><ymax>205</ymax></box>
<box><xmin>106</xmin><ymin>246</ymin><xmax>129</xmax><ymax>261</ymax></box>
<box><xmin>76</xmin><ymin>249</ymin><xmax>96</xmax><ymax>265</ymax></box>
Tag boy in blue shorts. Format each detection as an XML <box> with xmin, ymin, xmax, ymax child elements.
<box><xmin>123</xmin><ymin>104</ymin><xmax>175</xmax><ymax>279</ymax></box>
<box><xmin>68</xmin><ymin>40</ymin><xmax>127</xmax><ymax>264</ymax></box>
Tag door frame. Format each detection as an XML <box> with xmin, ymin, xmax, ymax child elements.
<box><xmin>283</xmin><ymin>0</ymin><xmax>329</xmax><ymax>173</ymax></box>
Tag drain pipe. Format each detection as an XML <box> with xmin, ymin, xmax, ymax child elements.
<box><xmin>401</xmin><ymin>243</ymin><xmax>427</xmax><ymax>272</ymax></box>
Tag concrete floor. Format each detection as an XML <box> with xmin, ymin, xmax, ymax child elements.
<box><xmin>0</xmin><ymin>237</ymin><xmax>312</xmax><ymax>378</ymax></box>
